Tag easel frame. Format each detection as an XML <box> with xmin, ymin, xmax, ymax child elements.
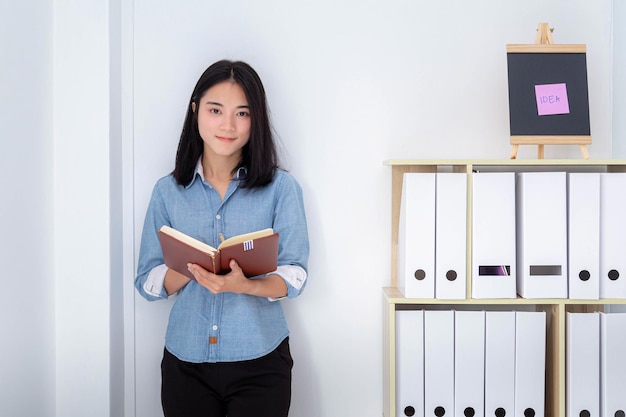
<box><xmin>507</xmin><ymin>23</ymin><xmax>591</xmax><ymax>159</ymax></box>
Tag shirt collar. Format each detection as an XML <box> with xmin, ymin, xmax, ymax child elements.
<box><xmin>185</xmin><ymin>158</ymin><xmax>248</xmax><ymax>189</ymax></box>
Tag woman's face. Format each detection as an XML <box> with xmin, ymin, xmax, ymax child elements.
<box><xmin>194</xmin><ymin>80</ymin><xmax>251</xmax><ymax>160</ymax></box>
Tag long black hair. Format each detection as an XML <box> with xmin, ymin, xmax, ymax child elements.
<box><xmin>172</xmin><ymin>60</ymin><xmax>279</xmax><ymax>188</ymax></box>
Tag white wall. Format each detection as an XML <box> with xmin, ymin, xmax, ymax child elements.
<box><xmin>53</xmin><ymin>0</ymin><xmax>115</xmax><ymax>416</ymax></box>
<box><xmin>613</xmin><ymin>0</ymin><xmax>626</xmax><ymax>157</ymax></box>
<box><xmin>0</xmin><ymin>0</ymin><xmax>55</xmax><ymax>415</ymax></box>
<box><xmin>131</xmin><ymin>1</ymin><xmax>615</xmax><ymax>417</ymax></box>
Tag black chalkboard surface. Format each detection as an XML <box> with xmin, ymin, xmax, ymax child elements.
<box><xmin>507</xmin><ymin>51</ymin><xmax>591</xmax><ymax>136</ymax></box>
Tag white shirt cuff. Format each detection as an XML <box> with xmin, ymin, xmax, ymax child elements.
<box><xmin>143</xmin><ymin>263</ymin><xmax>168</xmax><ymax>298</ymax></box>
<box><xmin>268</xmin><ymin>264</ymin><xmax>307</xmax><ymax>301</ymax></box>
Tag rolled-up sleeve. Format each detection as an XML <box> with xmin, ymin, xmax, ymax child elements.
<box><xmin>267</xmin><ymin>264</ymin><xmax>307</xmax><ymax>301</ymax></box>
<box><xmin>135</xmin><ymin>181</ymin><xmax>171</xmax><ymax>301</ymax></box>
<box><xmin>271</xmin><ymin>172</ymin><xmax>310</xmax><ymax>299</ymax></box>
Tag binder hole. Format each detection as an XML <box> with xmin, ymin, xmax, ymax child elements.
<box><xmin>414</xmin><ymin>269</ymin><xmax>426</xmax><ymax>281</ymax></box>
<box><xmin>608</xmin><ymin>269</ymin><xmax>620</xmax><ymax>281</ymax></box>
<box><xmin>524</xmin><ymin>408</ymin><xmax>536</xmax><ymax>417</ymax></box>
<box><xmin>446</xmin><ymin>270</ymin><xmax>457</xmax><ymax>281</ymax></box>
<box><xmin>579</xmin><ymin>270</ymin><xmax>590</xmax><ymax>281</ymax></box>
<box><xmin>615</xmin><ymin>411</ymin><xmax>625</xmax><ymax>417</ymax></box>
<box><xmin>580</xmin><ymin>410</ymin><xmax>591</xmax><ymax>417</ymax></box>
<box><xmin>434</xmin><ymin>406</ymin><xmax>446</xmax><ymax>417</ymax></box>
<box><xmin>464</xmin><ymin>407</ymin><xmax>476</xmax><ymax>417</ymax></box>
<box><xmin>404</xmin><ymin>406</ymin><xmax>416</xmax><ymax>416</ymax></box>
<box><xmin>495</xmin><ymin>407</ymin><xmax>506</xmax><ymax>417</ymax></box>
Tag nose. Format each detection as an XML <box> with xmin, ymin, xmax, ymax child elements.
<box><xmin>221</xmin><ymin>113</ymin><xmax>236</xmax><ymax>131</ymax></box>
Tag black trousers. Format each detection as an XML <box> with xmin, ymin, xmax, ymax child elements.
<box><xmin>161</xmin><ymin>338</ymin><xmax>293</xmax><ymax>417</ymax></box>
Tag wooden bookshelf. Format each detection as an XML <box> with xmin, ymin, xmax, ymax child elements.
<box><xmin>382</xmin><ymin>159</ymin><xmax>626</xmax><ymax>417</ymax></box>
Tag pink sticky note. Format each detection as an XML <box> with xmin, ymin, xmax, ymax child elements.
<box><xmin>535</xmin><ymin>83</ymin><xmax>570</xmax><ymax>116</ymax></box>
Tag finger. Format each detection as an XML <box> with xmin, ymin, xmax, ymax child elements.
<box><xmin>187</xmin><ymin>263</ymin><xmax>204</xmax><ymax>280</ymax></box>
<box><xmin>229</xmin><ymin>259</ymin><xmax>242</xmax><ymax>274</ymax></box>
<box><xmin>188</xmin><ymin>264</ymin><xmax>214</xmax><ymax>286</ymax></box>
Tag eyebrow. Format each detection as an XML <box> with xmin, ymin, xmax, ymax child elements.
<box><xmin>205</xmin><ymin>101</ymin><xmax>249</xmax><ymax>109</ymax></box>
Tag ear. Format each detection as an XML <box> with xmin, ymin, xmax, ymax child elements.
<box><xmin>191</xmin><ymin>101</ymin><xmax>196</xmax><ymax>113</ymax></box>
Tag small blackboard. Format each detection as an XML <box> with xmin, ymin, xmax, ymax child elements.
<box><xmin>506</xmin><ymin>25</ymin><xmax>591</xmax><ymax>159</ymax></box>
<box><xmin>507</xmin><ymin>50</ymin><xmax>590</xmax><ymax>136</ymax></box>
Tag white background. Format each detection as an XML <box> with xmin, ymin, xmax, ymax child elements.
<box><xmin>1</xmin><ymin>1</ymin><xmax>625</xmax><ymax>416</ymax></box>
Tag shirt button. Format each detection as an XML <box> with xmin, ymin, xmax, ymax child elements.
<box><xmin>215</xmin><ymin>214</ymin><xmax>221</xmax><ymax>220</ymax></box>
<box><xmin>212</xmin><ymin>325</ymin><xmax>218</xmax><ymax>331</ymax></box>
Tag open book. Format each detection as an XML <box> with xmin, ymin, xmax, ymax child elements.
<box><xmin>158</xmin><ymin>225</ymin><xmax>279</xmax><ymax>279</ymax></box>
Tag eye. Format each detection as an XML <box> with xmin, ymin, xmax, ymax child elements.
<box><xmin>209</xmin><ymin>108</ymin><xmax>221</xmax><ymax>114</ymax></box>
<box><xmin>237</xmin><ymin>110</ymin><xmax>250</xmax><ymax>117</ymax></box>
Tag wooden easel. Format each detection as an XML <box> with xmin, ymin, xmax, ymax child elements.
<box><xmin>535</xmin><ymin>21</ymin><xmax>554</xmax><ymax>45</ymax></box>
<box><xmin>509</xmin><ymin>23</ymin><xmax>591</xmax><ymax>160</ymax></box>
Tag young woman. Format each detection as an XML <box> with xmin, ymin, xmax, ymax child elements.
<box><xmin>135</xmin><ymin>60</ymin><xmax>310</xmax><ymax>417</ymax></box>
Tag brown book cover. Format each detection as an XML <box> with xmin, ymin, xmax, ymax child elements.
<box><xmin>157</xmin><ymin>226</ymin><xmax>279</xmax><ymax>279</ymax></box>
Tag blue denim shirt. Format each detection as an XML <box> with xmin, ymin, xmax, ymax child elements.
<box><xmin>135</xmin><ymin>167</ymin><xmax>309</xmax><ymax>363</ymax></box>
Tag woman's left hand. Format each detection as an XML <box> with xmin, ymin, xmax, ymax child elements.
<box><xmin>187</xmin><ymin>259</ymin><xmax>252</xmax><ymax>295</ymax></box>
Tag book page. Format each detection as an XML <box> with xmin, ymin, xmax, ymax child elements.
<box><xmin>218</xmin><ymin>228</ymin><xmax>274</xmax><ymax>250</ymax></box>
<box><xmin>159</xmin><ymin>226</ymin><xmax>217</xmax><ymax>255</ymax></box>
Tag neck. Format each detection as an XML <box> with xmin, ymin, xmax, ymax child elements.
<box><xmin>201</xmin><ymin>151</ymin><xmax>240</xmax><ymax>181</ymax></box>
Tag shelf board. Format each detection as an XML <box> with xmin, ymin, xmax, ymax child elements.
<box><xmin>383</xmin><ymin>286</ymin><xmax>626</xmax><ymax>305</ymax></box>
<box><xmin>384</xmin><ymin>158</ymin><xmax>626</xmax><ymax>166</ymax></box>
